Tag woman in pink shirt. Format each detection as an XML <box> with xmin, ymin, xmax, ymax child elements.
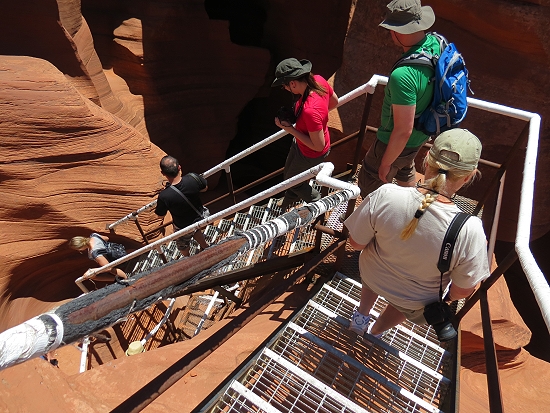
<box><xmin>272</xmin><ymin>58</ymin><xmax>339</xmax><ymax>210</ymax></box>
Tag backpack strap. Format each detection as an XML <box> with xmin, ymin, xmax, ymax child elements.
<box><xmin>169</xmin><ymin>185</ymin><xmax>204</xmax><ymax>218</ymax></box>
<box><xmin>187</xmin><ymin>172</ymin><xmax>207</xmax><ymax>190</ymax></box>
<box><xmin>436</xmin><ymin>212</ymin><xmax>471</xmax><ymax>301</ymax></box>
<box><xmin>391</xmin><ymin>32</ymin><xmax>447</xmax><ymax>72</ymax></box>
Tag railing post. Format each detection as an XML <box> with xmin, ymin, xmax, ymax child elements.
<box><xmin>349</xmin><ymin>92</ymin><xmax>374</xmax><ymax>180</ymax></box>
<box><xmin>314</xmin><ymin>186</ymin><xmax>330</xmax><ymax>252</ymax></box>
<box><xmin>225</xmin><ymin>166</ymin><xmax>237</xmax><ymax>205</ymax></box>
<box><xmin>455</xmin><ymin>248</ymin><xmax>518</xmax><ymax>323</ymax></box>
<box><xmin>134</xmin><ymin>217</ymin><xmax>150</xmax><ymax>245</ymax></box>
<box><xmin>334</xmin><ymin>199</ymin><xmax>356</xmax><ymax>271</ymax></box>
<box><xmin>480</xmin><ymin>290</ymin><xmax>504</xmax><ymax>413</ymax></box>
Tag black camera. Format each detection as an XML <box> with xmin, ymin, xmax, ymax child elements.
<box><xmin>423</xmin><ymin>301</ymin><xmax>457</xmax><ymax>342</ymax></box>
<box><xmin>276</xmin><ymin>106</ymin><xmax>297</xmax><ymax>124</ymax></box>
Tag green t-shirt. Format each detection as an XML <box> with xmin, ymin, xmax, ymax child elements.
<box><xmin>377</xmin><ymin>34</ymin><xmax>441</xmax><ymax>147</ymax></box>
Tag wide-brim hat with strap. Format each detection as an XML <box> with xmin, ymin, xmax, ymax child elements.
<box><xmin>379</xmin><ymin>0</ymin><xmax>435</xmax><ymax>35</ymax></box>
<box><xmin>271</xmin><ymin>58</ymin><xmax>312</xmax><ymax>87</ymax></box>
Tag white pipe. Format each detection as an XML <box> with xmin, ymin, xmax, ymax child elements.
<box><xmin>79</xmin><ymin>336</ymin><xmax>90</xmax><ymax>373</ymax></box>
<box><xmin>514</xmin><ymin>114</ymin><xmax>550</xmax><ymax>333</ymax></box>
<box><xmin>140</xmin><ymin>298</ymin><xmax>177</xmax><ymax>346</ymax></box>
<box><xmin>194</xmin><ymin>291</ymin><xmax>220</xmax><ymax>336</ymax></box>
<box><xmin>106</xmin><ymin>200</ymin><xmax>158</xmax><ymax>230</ymax></box>
<box><xmin>202</xmin><ymin>130</ymin><xmax>288</xmax><ymax>178</ymax></box>
<box><xmin>467</xmin><ymin>97</ymin><xmax>538</xmax><ymax>122</ymax></box>
<box><xmin>78</xmin><ymin>162</ymin><xmax>353</xmax><ymax>287</ymax></box>
<box><xmin>0</xmin><ymin>313</ymin><xmax>64</xmax><ymax>370</ymax></box>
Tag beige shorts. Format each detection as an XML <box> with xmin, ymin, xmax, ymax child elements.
<box><xmin>358</xmin><ymin>139</ymin><xmax>425</xmax><ymax>198</ymax></box>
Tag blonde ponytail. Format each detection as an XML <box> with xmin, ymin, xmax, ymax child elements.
<box><xmin>69</xmin><ymin>236</ymin><xmax>90</xmax><ymax>250</ymax></box>
<box><xmin>400</xmin><ymin>192</ymin><xmax>437</xmax><ymax>240</ymax></box>
<box><xmin>400</xmin><ymin>150</ymin><xmax>479</xmax><ymax>241</ymax></box>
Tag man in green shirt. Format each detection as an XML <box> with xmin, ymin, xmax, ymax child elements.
<box><xmin>357</xmin><ymin>0</ymin><xmax>441</xmax><ymax>197</ymax></box>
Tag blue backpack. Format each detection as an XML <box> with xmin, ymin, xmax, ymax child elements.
<box><xmin>392</xmin><ymin>32</ymin><xmax>473</xmax><ymax>136</ymax></box>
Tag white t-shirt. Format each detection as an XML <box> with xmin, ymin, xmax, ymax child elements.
<box><xmin>345</xmin><ymin>184</ymin><xmax>490</xmax><ymax>310</ymax></box>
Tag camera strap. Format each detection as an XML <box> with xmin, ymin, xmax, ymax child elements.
<box><xmin>169</xmin><ymin>184</ymin><xmax>205</xmax><ymax>219</ymax></box>
<box><xmin>436</xmin><ymin>212</ymin><xmax>471</xmax><ymax>301</ymax></box>
<box><xmin>293</xmin><ymin>86</ymin><xmax>310</xmax><ymax>121</ymax></box>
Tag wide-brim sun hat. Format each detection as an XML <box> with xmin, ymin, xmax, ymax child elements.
<box><xmin>125</xmin><ymin>341</ymin><xmax>146</xmax><ymax>356</ymax></box>
<box><xmin>271</xmin><ymin>58</ymin><xmax>312</xmax><ymax>87</ymax></box>
<box><xmin>429</xmin><ymin>129</ymin><xmax>482</xmax><ymax>171</ymax></box>
<box><xmin>379</xmin><ymin>0</ymin><xmax>435</xmax><ymax>35</ymax></box>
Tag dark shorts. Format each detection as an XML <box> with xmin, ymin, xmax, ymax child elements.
<box><xmin>173</xmin><ymin>225</ymin><xmax>196</xmax><ymax>250</ymax></box>
<box><xmin>357</xmin><ymin>139</ymin><xmax>425</xmax><ymax>198</ymax></box>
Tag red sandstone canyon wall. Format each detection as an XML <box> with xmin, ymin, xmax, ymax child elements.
<box><xmin>0</xmin><ymin>0</ymin><xmax>549</xmax><ymax>412</ymax></box>
<box><xmin>0</xmin><ymin>55</ymin><xmax>165</xmax><ymax>330</ymax></box>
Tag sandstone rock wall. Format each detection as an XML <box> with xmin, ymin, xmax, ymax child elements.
<box><xmin>0</xmin><ymin>56</ymin><xmax>165</xmax><ymax>330</ymax></box>
<box><xmin>337</xmin><ymin>0</ymin><xmax>550</xmax><ymax>242</ymax></box>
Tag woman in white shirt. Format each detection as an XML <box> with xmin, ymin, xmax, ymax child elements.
<box><xmin>345</xmin><ymin>129</ymin><xmax>490</xmax><ymax>339</ymax></box>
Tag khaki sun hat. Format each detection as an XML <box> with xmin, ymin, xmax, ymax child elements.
<box><xmin>379</xmin><ymin>0</ymin><xmax>435</xmax><ymax>35</ymax></box>
<box><xmin>271</xmin><ymin>58</ymin><xmax>312</xmax><ymax>87</ymax></box>
<box><xmin>429</xmin><ymin>129</ymin><xmax>482</xmax><ymax>171</ymax></box>
<box><xmin>125</xmin><ymin>341</ymin><xmax>146</xmax><ymax>356</ymax></box>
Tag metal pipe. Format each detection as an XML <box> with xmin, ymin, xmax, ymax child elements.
<box><xmin>194</xmin><ymin>292</ymin><xmax>220</xmax><ymax>336</ymax></box>
<box><xmin>134</xmin><ymin>219</ymin><xmax>149</xmax><ymax>245</ymax></box>
<box><xmin>79</xmin><ymin>336</ymin><xmax>90</xmax><ymax>373</ymax></box>
<box><xmin>106</xmin><ymin>202</ymin><xmax>157</xmax><ymax>231</ymax></box>
<box><xmin>141</xmin><ymin>299</ymin><xmax>177</xmax><ymax>346</ymax></box>
<box><xmin>225</xmin><ymin>167</ymin><xmax>237</xmax><ymax>205</ymax></box>
<box><xmin>314</xmin><ymin>223</ymin><xmax>343</xmax><ymax>239</ymax></box>
<box><xmin>513</xmin><ymin>114</ymin><xmax>550</xmax><ymax>333</ymax></box>
<box><xmin>350</xmin><ymin>92</ymin><xmax>375</xmax><ymax>177</ymax></box>
<box><xmin>486</xmin><ymin>172</ymin><xmax>506</xmax><ymax>268</ymax></box>
<box><xmin>77</xmin><ymin>163</ymin><xmax>358</xmax><ymax>285</ymax></box>
<box><xmin>480</xmin><ymin>290</ymin><xmax>504</xmax><ymax>413</ymax></box>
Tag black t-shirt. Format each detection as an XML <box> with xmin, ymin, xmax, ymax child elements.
<box><xmin>155</xmin><ymin>173</ymin><xmax>207</xmax><ymax>229</ymax></box>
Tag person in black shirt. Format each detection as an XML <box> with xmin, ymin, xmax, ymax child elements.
<box><xmin>155</xmin><ymin>155</ymin><xmax>209</xmax><ymax>256</ymax></box>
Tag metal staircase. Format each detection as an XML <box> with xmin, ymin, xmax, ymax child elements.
<box><xmin>200</xmin><ymin>272</ymin><xmax>453</xmax><ymax>413</ymax></box>
<box><xmin>120</xmin><ymin>189</ymin><xmax>322</xmax><ymax>339</ymax></box>
<box><xmin>125</xmin><ymin>193</ymin><xmax>320</xmax><ymax>277</ymax></box>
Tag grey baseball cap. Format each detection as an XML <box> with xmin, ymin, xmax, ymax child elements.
<box><xmin>429</xmin><ymin>129</ymin><xmax>482</xmax><ymax>171</ymax></box>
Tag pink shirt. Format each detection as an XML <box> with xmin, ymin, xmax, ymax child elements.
<box><xmin>294</xmin><ymin>75</ymin><xmax>333</xmax><ymax>158</ymax></box>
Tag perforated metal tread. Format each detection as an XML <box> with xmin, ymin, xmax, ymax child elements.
<box><xmin>200</xmin><ymin>272</ymin><xmax>452</xmax><ymax>413</ymax></box>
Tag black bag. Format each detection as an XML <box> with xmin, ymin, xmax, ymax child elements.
<box><xmin>90</xmin><ymin>233</ymin><xmax>127</xmax><ymax>262</ymax></box>
<box><xmin>276</xmin><ymin>86</ymin><xmax>310</xmax><ymax>125</ymax></box>
<box><xmin>103</xmin><ymin>241</ymin><xmax>127</xmax><ymax>262</ymax></box>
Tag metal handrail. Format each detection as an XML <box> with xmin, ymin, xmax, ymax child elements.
<box><xmin>103</xmin><ymin>74</ymin><xmax>548</xmax><ymax>332</ymax></box>
<box><xmin>464</xmin><ymin>98</ymin><xmax>548</xmax><ymax>332</ymax></box>
<box><xmin>106</xmin><ymin>75</ymin><xmax>386</xmax><ymax>231</ymax></box>
<box><xmin>77</xmin><ymin>162</ymin><xmax>360</xmax><ymax>292</ymax></box>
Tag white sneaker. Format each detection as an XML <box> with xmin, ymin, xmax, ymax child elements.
<box><xmin>367</xmin><ymin>322</ymin><xmax>384</xmax><ymax>339</ymax></box>
<box><xmin>349</xmin><ymin>310</ymin><xmax>371</xmax><ymax>335</ymax></box>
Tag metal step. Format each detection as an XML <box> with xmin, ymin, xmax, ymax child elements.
<box><xmin>200</xmin><ymin>272</ymin><xmax>452</xmax><ymax>413</ymax></box>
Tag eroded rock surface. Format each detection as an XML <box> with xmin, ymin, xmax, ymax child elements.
<box><xmin>0</xmin><ymin>0</ymin><xmax>549</xmax><ymax>412</ymax></box>
<box><xmin>0</xmin><ymin>56</ymin><xmax>165</xmax><ymax>331</ymax></box>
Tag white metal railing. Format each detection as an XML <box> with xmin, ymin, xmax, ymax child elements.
<box><xmin>463</xmin><ymin>98</ymin><xmax>547</xmax><ymax>332</ymax></box>
<box><xmin>77</xmin><ymin>162</ymin><xmax>360</xmax><ymax>292</ymax></box>
<box><xmin>106</xmin><ymin>75</ymin><xmax>386</xmax><ymax>231</ymax></box>
<box><xmin>102</xmin><ymin>75</ymin><xmax>547</xmax><ymax>333</ymax></box>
